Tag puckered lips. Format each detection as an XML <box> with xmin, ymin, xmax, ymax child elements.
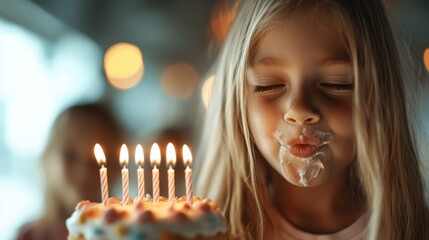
<box><xmin>287</xmin><ymin>135</ymin><xmax>323</xmax><ymax>159</ymax></box>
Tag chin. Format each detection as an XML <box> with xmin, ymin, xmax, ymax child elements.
<box><xmin>285</xmin><ymin>174</ymin><xmax>327</xmax><ymax>188</ymax></box>
<box><xmin>277</xmin><ymin>160</ymin><xmax>334</xmax><ymax>188</ymax></box>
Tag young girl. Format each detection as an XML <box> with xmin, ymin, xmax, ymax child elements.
<box><xmin>17</xmin><ymin>103</ymin><xmax>125</xmax><ymax>240</ymax></box>
<box><xmin>196</xmin><ymin>0</ymin><xmax>429</xmax><ymax>239</ymax></box>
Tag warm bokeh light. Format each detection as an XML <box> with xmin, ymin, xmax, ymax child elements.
<box><xmin>150</xmin><ymin>143</ymin><xmax>161</xmax><ymax>167</ymax></box>
<box><xmin>94</xmin><ymin>143</ymin><xmax>106</xmax><ymax>165</ymax></box>
<box><xmin>182</xmin><ymin>144</ymin><xmax>192</xmax><ymax>165</ymax></box>
<box><xmin>135</xmin><ymin>144</ymin><xmax>144</xmax><ymax>166</ymax></box>
<box><xmin>166</xmin><ymin>142</ymin><xmax>176</xmax><ymax>166</ymax></box>
<box><xmin>160</xmin><ymin>62</ymin><xmax>199</xmax><ymax>99</ymax></box>
<box><xmin>104</xmin><ymin>42</ymin><xmax>144</xmax><ymax>90</ymax></box>
<box><xmin>202</xmin><ymin>75</ymin><xmax>215</xmax><ymax>109</ymax></box>
<box><xmin>120</xmin><ymin>144</ymin><xmax>129</xmax><ymax>166</ymax></box>
<box><xmin>210</xmin><ymin>0</ymin><xmax>239</xmax><ymax>42</ymax></box>
<box><xmin>424</xmin><ymin>48</ymin><xmax>429</xmax><ymax>72</ymax></box>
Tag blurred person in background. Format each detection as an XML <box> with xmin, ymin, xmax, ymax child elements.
<box><xmin>16</xmin><ymin>103</ymin><xmax>125</xmax><ymax>240</ymax></box>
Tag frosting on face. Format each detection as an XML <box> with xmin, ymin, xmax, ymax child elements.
<box><xmin>66</xmin><ymin>196</ymin><xmax>228</xmax><ymax>240</ymax></box>
<box><xmin>274</xmin><ymin>123</ymin><xmax>334</xmax><ymax>186</ymax></box>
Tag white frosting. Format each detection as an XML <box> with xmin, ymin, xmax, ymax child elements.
<box><xmin>274</xmin><ymin>124</ymin><xmax>334</xmax><ymax>187</ymax></box>
<box><xmin>66</xmin><ymin>196</ymin><xmax>228</xmax><ymax>240</ymax></box>
<box><xmin>279</xmin><ymin>144</ymin><xmax>325</xmax><ymax>186</ymax></box>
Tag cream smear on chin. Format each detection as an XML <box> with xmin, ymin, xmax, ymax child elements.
<box><xmin>274</xmin><ymin>127</ymin><xmax>334</xmax><ymax>187</ymax></box>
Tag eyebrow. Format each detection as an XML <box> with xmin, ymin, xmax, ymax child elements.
<box><xmin>251</xmin><ymin>57</ymin><xmax>286</xmax><ymax>67</ymax></box>
<box><xmin>251</xmin><ymin>56</ymin><xmax>351</xmax><ymax>67</ymax></box>
<box><xmin>321</xmin><ymin>58</ymin><xmax>352</xmax><ymax>66</ymax></box>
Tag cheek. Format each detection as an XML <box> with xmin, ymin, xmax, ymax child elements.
<box><xmin>46</xmin><ymin>154</ymin><xmax>64</xmax><ymax>181</ymax></box>
<box><xmin>324</xmin><ymin>104</ymin><xmax>355</xmax><ymax>166</ymax></box>
<box><xmin>247</xmin><ymin>100</ymin><xmax>282</xmax><ymax>162</ymax></box>
<box><xmin>45</xmin><ymin>157</ymin><xmax>74</xmax><ymax>196</ymax></box>
<box><xmin>330</xmin><ymin>108</ymin><xmax>353</xmax><ymax>134</ymax></box>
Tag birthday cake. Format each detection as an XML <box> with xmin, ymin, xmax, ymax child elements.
<box><xmin>66</xmin><ymin>196</ymin><xmax>228</xmax><ymax>240</ymax></box>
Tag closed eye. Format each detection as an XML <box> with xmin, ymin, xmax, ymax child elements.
<box><xmin>320</xmin><ymin>83</ymin><xmax>354</xmax><ymax>92</ymax></box>
<box><xmin>253</xmin><ymin>84</ymin><xmax>285</xmax><ymax>93</ymax></box>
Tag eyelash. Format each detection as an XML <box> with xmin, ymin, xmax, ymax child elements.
<box><xmin>320</xmin><ymin>83</ymin><xmax>354</xmax><ymax>91</ymax></box>
<box><xmin>253</xmin><ymin>84</ymin><xmax>285</xmax><ymax>93</ymax></box>
<box><xmin>252</xmin><ymin>83</ymin><xmax>353</xmax><ymax>94</ymax></box>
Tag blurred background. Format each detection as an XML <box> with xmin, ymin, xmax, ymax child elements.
<box><xmin>0</xmin><ymin>0</ymin><xmax>428</xmax><ymax>239</ymax></box>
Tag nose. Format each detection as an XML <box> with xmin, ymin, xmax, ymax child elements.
<box><xmin>283</xmin><ymin>96</ymin><xmax>320</xmax><ymax>125</ymax></box>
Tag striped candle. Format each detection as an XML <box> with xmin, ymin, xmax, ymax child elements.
<box><xmin>182</xmin><ymin>145</ymin><xmax>193</xmax><ymax>204</ymax></box>
<box><xmin>137</xmin><ymin>167</ymin><xmax>144</xmax><ymax>199</ymax></box>
<box><xmin>152</xmin><ymin>165</ymin><xmax>159</xmax><ymax>205</ymax></box>
<box><xmin>100</xmin><ymin>165</ymin><xmax>109</xmax><ymax>203</ymax></box>
<box><xmin>120</xmin><ymin>144</ymin><xmax>129</xmax><ymax>203</ymax></box>
<box><xmin>167</xmin><ymin>166</ymin><xmax>175</xmax><ymax>206</ymax></box>
<box><xmin>94</xmin><ymin>144</ymin><xmax>109</xmax><ymax>204</ymax></box>
<box><xmin>185</xmin><ymin>164</ymin><xmax>193</xmax><ymax>204</ymax></box>
<box><xmin>151</xmin><ymin>143</ymin><xmax>161</xmax><ymax>205</ymax></box>
<box><xmin>121</xmin><ymin>167</ymin><xmax>129</xmax><ymax>202</ymax></box>
<box><xmin>166</xmin><ymin>143</ymin><xmax>176</xmax><ymax>206</ymax></box>
<box><xmin>135</xmin><ymin>144</ymin><xmax>145</xmax><ymax>200</ymax></box>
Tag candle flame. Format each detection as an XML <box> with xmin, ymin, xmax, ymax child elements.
<box><xmin>166</xmin><ymin>142</ymin><xmax>176</xmax><ymax>167</ymax></box>
<box><xmin>94</xmin><ymin>143</ymin><xmax>106</xmax><ymax>166</ymax></box>
<box><xmin>135</xmin><ymin>144</ymin><xmax>144</xmax><ymax>166</ymax></box>
<box><xmin>150</xmin><ymin>143</ymin><xmax>161</xmax><ymax>167</ymax></box>
<box><xmin>182</xmin><ymin>144</ymin><xmax>192</xmax><ymax>166</ymax></box>
<box><xmin>120</xmin><ymin>144</ymin><xmax>129</xmax><ymax>167</ymax></box>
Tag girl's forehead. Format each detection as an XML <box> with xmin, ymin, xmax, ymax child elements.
<box><xmin>251</xmin><ymin>4</ymin><xmax>349</xmax><ymax>64</ymax></box>
<box><xmin>273</xmin><ymin>1</ymin><xmax>340</xmax><ymax>24</ymax></box>
<box><xmin>277</xmin><ymin>4</ymin><xmax>344</xmax><ymax>39</ymax></box>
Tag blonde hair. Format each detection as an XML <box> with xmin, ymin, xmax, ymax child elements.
<box><xmin>196</xmin><ymin>0</ymin><xmax>429</xmax><ymax>239</ymax></box>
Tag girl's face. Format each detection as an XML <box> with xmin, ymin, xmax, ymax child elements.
<box><xmin>45</xmin><ymin>112</ymin><xmax>121</xmax><ymax>211</ymax></box>
<box><xmin>246</xmin><ymin>8</ymin><xmax>355</xmax><ymax>187</ymax></box>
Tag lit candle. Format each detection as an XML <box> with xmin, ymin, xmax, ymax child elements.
<box><xmin>166</xmin><ymin>143</ymin><xmax>176</xmax><ymax>206</ymax></box>
<box><xmin>135</xmin><ymin>144</ymin><xmax>145</xmax><ymax>200</ymax></box>
<box><xmin>182</xmin><ymin>144</ymin><xmax>193</xmax><ymax>204</ymax></box>
<box><xmin>120</xmin><ymin>144</ymin><xmax>130</xmax><ymax>203</ymax></box>
<box><xmin>150</xmin><ymin>143</ymin><xmax>161</xmax><ymax>205</ymax></box>
<box><xmin>94</xmin><ymin>143</ymin><xmax>109</xmax><ymax>203</ymax></box>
